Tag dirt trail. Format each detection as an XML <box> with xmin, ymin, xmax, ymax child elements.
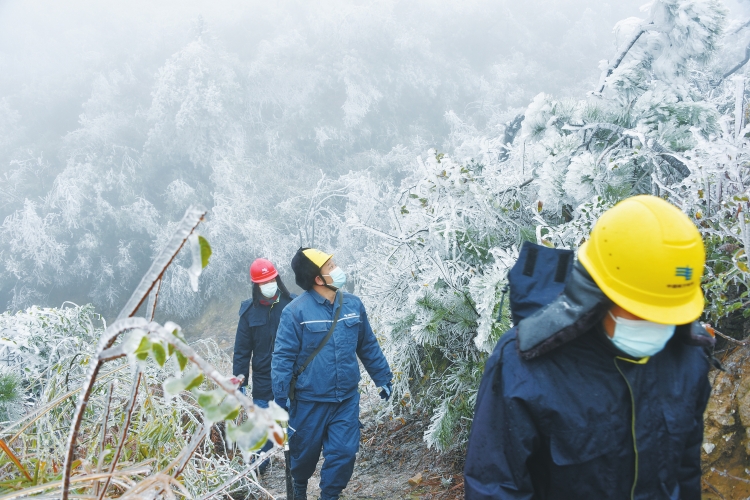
<box><xmin>257</xmin><ymin>397</ymin><xmax>464</xmax><ymax>500</ymax></box>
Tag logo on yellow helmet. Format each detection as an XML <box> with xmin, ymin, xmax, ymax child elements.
<box><xmin>675</xmin><ymin>266</ymin><xmax>693</xmax><ymax>281</ymax></box>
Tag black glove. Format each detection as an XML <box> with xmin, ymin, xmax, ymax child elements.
<box><xmin>379</xmin><ymin>381</ymin><xmax>393</xmax><ymax>401</ymax></box>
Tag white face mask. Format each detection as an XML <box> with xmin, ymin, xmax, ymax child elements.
<box><xmin>608</xmin><ymin>311</ymin><xmax>676</xmax><ymax>358</ymax></box>
<box><xmin>259</xmin><ymin>282</ymin><xmax>278</xmax><ymax>298</ymax></box>
<box><xmin>321</xmin><ymin>267</ymin><xmax>347</xmax><ymax>289</ymax></box>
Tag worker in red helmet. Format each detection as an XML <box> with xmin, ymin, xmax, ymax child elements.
<box><xmin>232</xmin><ymin>258</ymin><xmax>296</xmax><ymax>474</ymax></box>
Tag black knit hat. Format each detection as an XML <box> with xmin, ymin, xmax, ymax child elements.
<box><xmin>291</xmin><ymin>247</ymin><xmax>327</xmax><ymax>291</ymax></box>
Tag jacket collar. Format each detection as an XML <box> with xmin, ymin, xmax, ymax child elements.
<box><xmin>309</xmin><ymin>288</ymin><xmax>337</xmax><ymax>305</ymax></box>
<box><xmin>258</xmin><ymin>293</ymin><xmax>280</xmax><ymax>307</ymax></box>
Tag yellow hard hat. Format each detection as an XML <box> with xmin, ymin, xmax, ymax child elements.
<box><xmin>578</xmin><ymin>195</ymin><xmax>705</xmax><ymax>324</ymax></box>
<box><xmin>302</xmin><ymin>248</ymin><xmax>333</xmax><ymax>268</ymax></box>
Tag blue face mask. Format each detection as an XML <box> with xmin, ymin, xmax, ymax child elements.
<box><xmin>322</xmin><ymin>267</ymin><xmax>347</xmax><ymax>290</ymax></box>
<box><xmin>608</xmin><ymin>312</ymin><xmax>676</xmax><ymax>358</ymax></box>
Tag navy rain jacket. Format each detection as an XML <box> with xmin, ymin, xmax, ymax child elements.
<box><xmin>272</xmin><ymin>289</ymin><xmax>392</xmax><ymax>402</ymax></box>
<box><xmin>233</xmin><ymin>292</ymin><xmax>295</xmax><ymax>401</ymax></box>
<box><xmin>464</xmin><ymin>324</ymin><xmax>711</xmax><ymax>500</ymax></box>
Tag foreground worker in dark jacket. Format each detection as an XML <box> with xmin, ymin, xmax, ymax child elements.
<box><xmin>232</xmin><ymin>258</ymin><xmax>295</xmax><ymax>473</ymax></box>
<box><xmin>465</xmin><ymin>195</ymin><xmax>713</xmax><ymax>499</ymax></box>
<box><xmin>272</xmin><ymin>248</ymin><xmax>393</xmax><ymax>500</ymax></box>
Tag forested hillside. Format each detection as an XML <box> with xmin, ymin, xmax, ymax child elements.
<box><xmin>0</xmin><ymin>0</ymin><xmax>645</xmax><ymax>316</ymax></box>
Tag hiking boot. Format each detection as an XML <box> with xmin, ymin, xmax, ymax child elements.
<box><xmin>257</xmin><ymin>457</ymin><xmax>270</xmax><ymax>476</ymax></box>
<box><xmin>292</xmin><ymin>481</ymin><xmax>307</xmax><ymax>500</ymax></box>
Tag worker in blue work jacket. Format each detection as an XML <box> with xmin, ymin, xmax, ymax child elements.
<box><xmin>272</xmin><ymin>248</ymin><xmax>393</xmax><ymax>500</ymax></box>
<box><xmin>465</xmin><ymin>196</ymin><xmax>714</xmax><ymax>499</ymax></box>
<box><xmin>233</xmin><ymin>258</ymin><xmax>295</xmax><ymax>474</ymax></box>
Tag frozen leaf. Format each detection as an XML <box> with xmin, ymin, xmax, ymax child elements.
<box><xmin>164</xmin><ymin>367</ymin><xmax>203</xmax><ymax>397</ymax></box>
<box><xmin>184</xmin><ymin>373</ymin><xmax>205</xmax><ymax>391</ymax></box>
<box><xmin>198</xmin><ymin>236</ymin><xmax>212</xmax><ymax>268</ymax></box>
<box><xmin>163</xmin><ymin>376</ymin><xmax>186</xmax><ymax>398</ymax></box>
<box><xmin>203</xmin><ymin>397</ymin><xmax>241</xmax><ymax>423</ymax></box>
<box><xmin>122</xmin><ymin>329</ymin><xmax>147</xmax><ymax>355</ymax></box>
<box><xmin>133</xmin><ymin>336</ymin><xmax>152</xmax><ymax>361</ymax></box>
<box><xmin>151</xmin><ymin>342</ymin><xmax>167</xmax><ymax>366</ymax></box>
<box><xmin>176</xmin><ymin>351</ymin><xmax>188</xmax><ymax>371</ymax></box>
<box><xmin>187</xmin><ymin>233</ymin><xmax>203</xmax><ymax>292</ymax></box>
<box><xmin>267</xmin><ymin>400</ymin><xmax>289</xmax><ymax>422</ymax></box>
<box><xmin>226</xmin><ymin>419</ymin><xmax>268</xmax><ymax>452</ymax></box>
<box><xmin>270</xmin><ymin>422</ymin><xmax>285</xmax><ymax>445</ymax></box>
<box><xmin>196</xmin><ymin>388</ymin><xmax>224</xmax><ymax>408</ymax></box>
<box><xmin>164</xmin><ymin>322</ymin><xmax>183</xmax><ymax>337</ymax></box>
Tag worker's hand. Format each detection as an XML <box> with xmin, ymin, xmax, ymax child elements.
<box><xmin>274</xmin><ymin>397</ymin><xmax>288</xmax><ymax>412</ymax></box>
<box><xmin>379</xmin><ymin>381</ymin><xmax>393</xmax><ymax>401</ymax></box>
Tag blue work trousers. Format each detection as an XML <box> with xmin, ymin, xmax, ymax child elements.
<box><xmin>289</xmin><ymin>393</ymin><xmax>360</xmax><ymax>498</ymax></box>
<box><xmin>253</xmin><ymin>399</ymin><xmax>273</xmax><ymax>471</ymax></box>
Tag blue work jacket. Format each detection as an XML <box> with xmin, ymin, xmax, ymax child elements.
<box><xmin>272</xmin><ymin>289</ymin><xmax>392</xmax><ymax>402</ymax></box>
<box><xmin>232</xmin><ymin>293</ymin><xmax>295</xmax><ymax>401</ymax></box>
<box><xmin>464</xmin><ymin>326</ymin><xmax>711</xmax><ymax>500</ymax></box>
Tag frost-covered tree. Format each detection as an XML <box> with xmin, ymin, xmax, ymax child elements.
<box><xmin>0</xmin><ymin>0</ymin><xmax>647</xmax><ymax>317</ymax></box>
<box><xmin>346</xmin><ymin>0</ymin><xmax>750</xmax><ymax>451</ymax></box>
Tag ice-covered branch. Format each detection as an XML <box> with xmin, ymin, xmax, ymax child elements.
<box><xmin>595</xmin><ymin>23</ymin><xmax>653</xmax><ymax>94</ymax></box>
<box><xmin>116</xmin><ymin>206</ymin><xmax>206</xmax><ymax>321</ymax></box>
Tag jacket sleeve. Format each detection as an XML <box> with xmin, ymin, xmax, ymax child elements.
<box><xmin>464</xmin><ymin>341</ymin><xmax>539</xmax><ymax>500</ymax></box>
<box><xmin>678</xmin><ymin>365</ymin><xmax>712</xmax><ymax>499</ymax></box>
<box><xmin>232</xmin><ymin>311</ymin><xmax>253</xmax><ymax>388</ymax></box>
<box><xmin>271</xmin><ymin>306</ymin><xmax>301</xmax><ymax>400</ymax></box>
<box><xmin>356</xmin><ymin>306</ymin><xmax>393</xmax><ymax>388</ymax></box>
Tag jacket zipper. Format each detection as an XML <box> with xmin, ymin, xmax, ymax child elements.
<box><xmin>614</xmin><ymin>355</ymin><xmax>649</xmax><ymax>500</ymax></box>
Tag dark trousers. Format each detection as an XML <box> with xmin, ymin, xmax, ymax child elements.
<box><xmin>252</xmin><ymin>399</ymin><xmax>273</xmax><ymax>471</ymax></box>
<box><xmin>288</xmin><ymin>393</ymin><xmax>360</xmax><ymax>498</ymax></box>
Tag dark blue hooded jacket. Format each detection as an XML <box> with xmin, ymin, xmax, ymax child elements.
<box><xmin>464</xmin><ymin>262</ymin><xmax>713</xmax><ymax>500</ymax></box>
<box><xmin>233</xmin><ymin>286</ymin><xmax>295</xmax><ymax>401</ymax></box>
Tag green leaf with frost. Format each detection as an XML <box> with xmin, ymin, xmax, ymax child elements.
<box><xmin>184</xmin><ymin>371</ymin><xmax>204</xmax><ymax>391</ymax></box>
<box><xmin>163</xmin><ymin>376</ymin><xmax>186</xmax><ymax>397</ymax></box>
<box><xmin>151</xmin><ymin>342</ymin><xmax>167</xmax><ymax>366</ymax></box>
<box><xmin>199</xmin><ymin>236</ymin><xmax>211</xmax><ymax>268</ymax></box>
<box><xmin>226</xmin><ymin>420</ymin><xmax>268</xmax><ymax>452</ymax></box>
<box><xmin>176</xmin><ymin>351</ymin><xmax>188</xmax><ymax>371</ymax></box>
<box><xmin>134</xmin><ymin>336</ymin><xmax>152</xmax><ymax>361</ymax></box>
<box><xmin>204</xmin><ymin>397</ymin><xmax>241</xmax><ymax>423</ymax></box>
<box><xmin>196</xmin><ymin>388</ymin><xmax>223</xmax><ymax>408</ymax></box>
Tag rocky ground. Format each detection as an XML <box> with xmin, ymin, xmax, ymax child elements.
<box><xmin>701</xmin><ymin>342</ymin><xmax>750</xmax><ymax>499</ymax></box>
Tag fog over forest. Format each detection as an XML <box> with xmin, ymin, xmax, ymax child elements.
<box><xmin>0</xmin><ymin>0</ymin><xmax>699</xmax><ymax>319</ymax></box>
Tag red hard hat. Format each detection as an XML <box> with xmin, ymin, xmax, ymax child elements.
<box><xmin>250</xmin><ymin>258</ymin><xmax>278</xmax><ymax>283</ymax></box>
